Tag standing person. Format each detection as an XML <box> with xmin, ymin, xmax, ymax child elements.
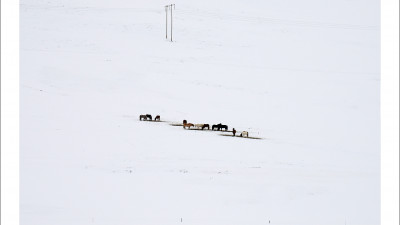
<box><xmin>232</xmin><ymin>128</ymin><xmax>236</xmax><ymax>137</ymax></box>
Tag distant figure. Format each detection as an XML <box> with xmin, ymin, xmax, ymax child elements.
<box><xmin>155</xmin><ymin>115</ymin><xmax>161</xmax><ymax>121</ymax></box>
<box><xmin>146</xmin><ymin>114</ymin><xmax>152</xmax><ymax>121</ymax></box>
<box><xmin>139</xmin><ymin>115</ymin><xmax>147</xmax><ymax>121</ymax></box>
<box><xmin>240</xmin><ymin>131</ymin><xmax>249</xmax><ymax>137</ymax></box>
<box><xmin>232</xmin><ymin>128</ymin><xmax>236</xmax><ymax>136</ymax></box>
<box><xmin>183</xmin><ymin>120</ymin><xmax>187</xmax><ymax>125</ymax></box>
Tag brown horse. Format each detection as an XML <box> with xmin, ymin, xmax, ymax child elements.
<box><xmin>155</xmin><ymin>115</ymin><xmax>161</xmax><ymax>121</ymax></box>
<box><xmin>183</xmin><ymin>123</ymin><xmax>194</xmax><ymax>129</ymax></box>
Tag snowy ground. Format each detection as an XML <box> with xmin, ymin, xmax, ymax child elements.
<box><xmin>20</xmin><ymin>0</ymin><xmax>380</xmax><ymax>224</ymax></box>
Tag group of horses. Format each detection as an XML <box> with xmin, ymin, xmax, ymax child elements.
<box><xmin>139</xmin><ymin>115</ymin><xmax>249</xmax><ymax>138</ymax></box>
<box><xmin>182</xmin><ymin>120</ymin><xmax>249</xmax><ymax>137</ymax></box>
<box><xmin>182</xmin><ymin>120</ymin><xmax>227</xmax><ymax>131</ymax></box>
<box><xmin>139</xmin><ymin>114</ymin><xmax>160</xmax><ymax>121</ymax></box>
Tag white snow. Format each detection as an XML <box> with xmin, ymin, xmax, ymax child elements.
<box><xmin>20</xmin><ymin>0</ymin><xmax>380</xmax><ymax>224</ymax></box>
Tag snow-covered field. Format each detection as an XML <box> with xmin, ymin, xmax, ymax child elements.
<box><xmin>20</xmin><ymin>0</ymin><xmax>380</xmax><ymax>224</ymax></box>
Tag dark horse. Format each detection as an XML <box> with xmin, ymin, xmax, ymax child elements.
<box><xmin>155</xmin><ymin>115</ymin><xmax>161</xmax><ymax>121</ymax></box>
<box><xmin>212</xmin><ymin>123</ymin><xmax>228</xmax><ymax>131</ymax></box>
<box><xmin>146</xmin><ymin>114</ymin><xmax>152</xmax><ymax>121</ymax></box>
<box><xmin>139</xmin><ymin>115</ymin><xmax>147</xmax><ymax>121</ymax></box>
<box><xmin>202</xmin><ymin>124</ymin><xmax>210</xmax><ymax>130</ymax></box>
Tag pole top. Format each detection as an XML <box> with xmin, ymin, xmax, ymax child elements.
<box><xmin>165</xmin><ymin>4</ymin><xmax>175</xmax><ymax>9</ymax></box>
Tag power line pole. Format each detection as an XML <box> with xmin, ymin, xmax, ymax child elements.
<box><xmin>170</xmin><ymin>4</ymin><xmax>175</xmax><ymax>42</ymax></box>
<box><xmin>165</xmin><ymin>5</ymin><xmax>168</xmax><ymax>39</ymax></box>
<box><xmin>164</xmin><ymin>4</ymin><xmax>175</xmax><ymax>42</ymax></box>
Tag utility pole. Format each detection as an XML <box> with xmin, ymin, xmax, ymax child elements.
<box><xmin>170</xmin><ymin>4</ymin><xmax>175</xmax><ymax>42</ymax></box>
<box><xmin>165</xmin><ymin>5</ymin><xmax>168</xmax><ymax>39</ymax></box>
<box><xmin>164</xmin><ymin>4</ymin><xmax>175</xmax><ymax>42</ymax></box>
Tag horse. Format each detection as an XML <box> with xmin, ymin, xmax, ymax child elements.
<box><xmin>183</xmin><ymin>123</ymin><xmax>194</xmax><ymax>129</ymax></box>
<box><xmin>202</xmin><ymin>124</ymin><xmax>210</xmax><ymax>130</ymax></box>
<box><xmin>183</xmin><ymin>120</ymin><xmax>187</xmax><ymax>125</ymax></box>
<box><xmin>146</xmin><ymin>114</ymin><xmax>152</xmax><ymax>121</ymax></box>
<box><xmin>220</xmin><ymin>124</ymin><xmax>228</xmax><ymax>131</ymax></box>
<box><xmin>195</xmin><ymin>124</ymin><xmax>204</xmax><ymax>129</ymax></box>
<box><xmin>212</xmin><ymin>123</ymin><xmax>228</xmax><ymax>131</ymax></box>
<box><xmin>155</xmin><ymin>115</ymin><xmax>161</xmax><ymax>121</ymax></box>
<box><xmin>139</xmin><ymin>115</ymin><xmax>147</xmax><ymax>121</ymax></box>
<box><xmin>240</xmin><ymin>131</ymin><xmax>249</xmax><ymax>137</ymax></box>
